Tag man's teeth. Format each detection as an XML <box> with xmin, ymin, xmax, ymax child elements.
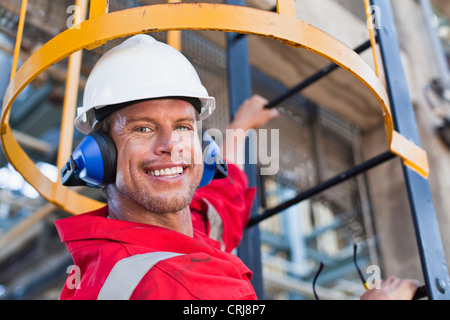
<box><xmin>147</xmin><ymin>166</ymin><xmax>184</xmax><ymax>177</ymax></box>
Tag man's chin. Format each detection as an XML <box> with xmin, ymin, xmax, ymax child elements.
<box><xmin>114</xmin><ymin>171</ymin><xmax>202</xmax><ymax>214</ymax></box>
<box><xmin>143</xmin><ymin>195</ymin><xmax>187</xmax><ymax>214</ymax></box>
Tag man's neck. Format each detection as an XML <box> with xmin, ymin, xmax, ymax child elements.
<box><xmin>106</xmin><ymin>188</ymin><xmax>194</xmax><ymax>238</ymax></box>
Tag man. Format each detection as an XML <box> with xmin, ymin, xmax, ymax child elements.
<box><xmin>56</xmin><ymin>34</ymin><xmax>420</xmax><ymax>300</ymax></box>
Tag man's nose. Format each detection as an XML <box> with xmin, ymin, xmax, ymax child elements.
<box><xmin>153</xmin><ymin>129</ymin><xmax>181</xmax><ymax>156</ymax></box>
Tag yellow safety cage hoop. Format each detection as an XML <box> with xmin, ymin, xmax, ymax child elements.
<box><xmin>1</xmin><ymin>0</ymin><xmax>429</xmax><ymax>215</ymax></box>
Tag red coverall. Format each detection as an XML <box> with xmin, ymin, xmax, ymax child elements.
<box><xmin>55</xmin><ymin>164</ymin><xmax>257</xmax><ymax>300</ymax></box>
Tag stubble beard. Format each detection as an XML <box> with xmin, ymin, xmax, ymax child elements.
<box><xmin>117</xmin><ymin>164</ymin><xmax>202</xmax><ymax>215</ymax></box>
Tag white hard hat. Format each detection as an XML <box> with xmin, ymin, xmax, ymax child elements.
<box><xmin>75</xmin><ymin>34</ymin><xmax>216</xmax><ymax>134</ymax></box>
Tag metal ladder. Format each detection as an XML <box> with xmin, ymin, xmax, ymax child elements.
<box><xmin>227</xmin><ymin>0</ymin><xmax>450</xmax><ymax>300</ymax></box>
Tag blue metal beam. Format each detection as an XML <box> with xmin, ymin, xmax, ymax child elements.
<box><xmin>225</xmin><ymin>0</ymin><xmax>264</xmax><ymax>299</ymax></box>
<box><xmin>371</xmin><ymin>0</ymin><xmax>450</xmax><ymax>299</ymax></box>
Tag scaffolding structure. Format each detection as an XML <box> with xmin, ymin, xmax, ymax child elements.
<box><xmin>0</xmin><ymin>0</ymin><xmax>449</xmax><ymax>299</ymax></box>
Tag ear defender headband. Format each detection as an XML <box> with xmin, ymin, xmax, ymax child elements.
<box><xmin>61</xmin><ymin>131</ymin><xmax>227</xmax><ymax>189</ymax></box>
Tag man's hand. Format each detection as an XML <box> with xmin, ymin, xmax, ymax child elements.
<box><xmin>227</xmin><ymin>94</ymin><xmax>279</xmax><ymax>131</ymax></box>
<box><xmin>222</xmin><ymin>95</ymin><xmax>279</xmax><ymax>169</ymax></box>
<box><xmin>360</xmin><ymin>276</ymin><xmax>422</xmax><ymax>300</ymax></box>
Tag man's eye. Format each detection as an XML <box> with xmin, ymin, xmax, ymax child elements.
<box><xmin>176</xmin><ymin>126</ymin><xmax>190</xmax><ymax>131</ymax></box>
<box><xmin>136</xmin><ymin>127</ymin><xmax>151</xmax><ymax>133</ymax></box>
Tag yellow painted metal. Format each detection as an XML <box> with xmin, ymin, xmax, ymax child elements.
<box><xmin>10</xmin><ymin>0</ymin><xmax>27</xmax><ymax>82</ymax></box>
<box><xmin>276</xmin><ymin>0</ymin><xmax>296</xmax><ymax>17</ymax></box>
<box><xmin>364</xmin><ymin>0</ymin><xmax>381</xmax><ymax>78</ymax></box>
<box><xmin>0</xmin><ymin>203</ymin><xmax>55</xmax><ymax>253</ymax></box>
<box><xmin>167</xmin><ymin>0</ymin><xmax>182</xmax><ymax>51</ymax></box>
<box><xmin>7</xmin><ymin>0</ymin><xmax>27</xmax><ymax>125</ymax></box>
<box><xmin>0</xmin><ymin>126</ymin><xmax>105</xmax><ymax>213</ymax></box>
<box><xmin>167</xmin><ymin>30</ymin><xmax>181</xmax><ymax>51</ymax></box>
<box><xmin>56</xmin><ymin>0</ymin><xmax>88</xmax><ymax>181</ymax></box>
<box><xmin>89</xmin><ymin>0</ymin><xmax>109</xmax><ymax>19</ymax></box>
<box><xmin>84</xmin><ymin>0</ymin><xmax>110</xmax><ymax>50</ymax></box>
<box><xmin>0</xmin><ymin>3</ymin><xmax>429</xmax><ymax>214</ymax></box>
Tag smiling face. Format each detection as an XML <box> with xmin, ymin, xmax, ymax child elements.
<box><xmin>105</xmin><ymin>98</ymin><xmax>204</xmax><ymax>215</ymax></box>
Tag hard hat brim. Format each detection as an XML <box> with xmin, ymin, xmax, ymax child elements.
<box><xmin>75</xmin><ymin>95</ymin><xmax>215</xmax><ymax>135</ymax></box>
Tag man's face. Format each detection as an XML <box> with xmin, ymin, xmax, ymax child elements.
<box><xmin>108</xmin><ymin>99</ymin><xmax>203</xmax><ymax>214</ymax></box>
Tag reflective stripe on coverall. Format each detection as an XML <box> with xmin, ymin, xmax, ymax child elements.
<box><xmin>97</xmin><ymin>252</ymin><xmax>184</xmax><ymax>300</ymax></box>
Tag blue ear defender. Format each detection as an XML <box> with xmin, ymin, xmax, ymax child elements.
<box><xmin>61</xmin><ymin>130</ymin><xmax>227</xmax><ymax>188</ymax></box>
<box><xmin>198</xmin><ymin>131</ymin><xmax>228</xmax><ymax>188</ymax></box>
<box><xmin>61</xmin><ymin>131</ymin><xmax>117</xmax><ymax>188</ymax></box>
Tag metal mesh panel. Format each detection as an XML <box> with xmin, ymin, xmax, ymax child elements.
<box><xmin>182</xmin><ymin>31</ymin><xmax>230</xmax><ymax>133</ymax></box>
<box><xmin>252</xmin><ymin>68</ymin><xmax>317</xmax><ymax>192</ymax></box>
